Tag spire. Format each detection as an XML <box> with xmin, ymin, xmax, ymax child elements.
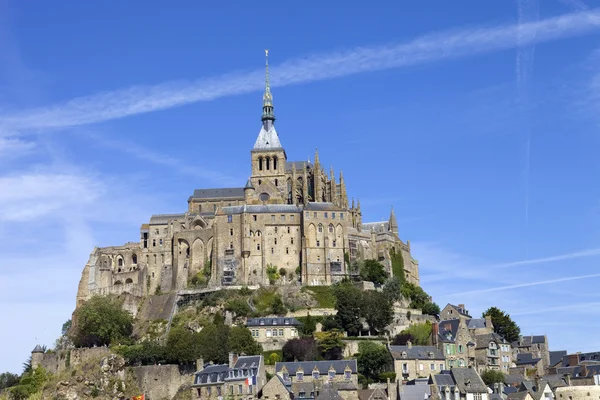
<box><xmin>314</xmin><ymin>148</ymin><xmax>320</xmax><ymax>167</ymax></box>
<box><xmin>389</xmin><ymin>206</ymin><xmax>399</xmax><ymax>235</ymax></box>
<box><xmin>261</xmin><ymin>49</ymin><xmax>275</xmax><ymax>129</ymax></box>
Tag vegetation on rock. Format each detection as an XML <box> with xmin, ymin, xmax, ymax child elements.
<box><xmin>70</xmin><ymin>296</ymin><xmax>133</xmax><ymax>347</ymax></box>
<box><xmin>483</xmin><ymin>307</ymin><xmax>521</xmax><ymax>343</ymax></box>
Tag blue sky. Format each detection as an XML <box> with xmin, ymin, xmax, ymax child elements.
<box><xmin>1</xmin><ymin>0</ymin><xmax>600</xmax><ymax>373</ymax></box>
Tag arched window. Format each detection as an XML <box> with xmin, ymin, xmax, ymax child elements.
<box><xmin>118</xmin><ymin>258</ymin><xmax>123</xmax><ymax>267</ymax></box>
<box><xmin>114</xmin><ymin>280</ymin><xmax>122</xmax><ymax>285</ymax></box>
<box><xmin>132</xmin><ymin>254</ymin><xmax>137</xmax><ymax>264</ymax></box>
<box><xmin>258</xmin><ymin>157</ymin><xmax>263</xmax><ymax>171</ymax></box>
<box><xmin>250</xmin><ymin>230</ymin><xmax>254</xmax><ymax>237</ymax></box>
<box><xmin>125</xmin><ymin>278</ymin><xmax>133</xmax><ymax>284</ymax></box>
<box><xmin>256</xmin><ymin>230</ymin><xmax>262</xmax><ymax>237</ymax></box>
<box><xmin>273</xmin><ymin>156</ymin><xmax>278</xmax><ymax>170</ymax></box>
<box><xmin>328</xmin><ymin>224</ymin><xmax>334</xmax><ymax>233</ymax></box>
<box><xmin>318</xmin><ymin>224</ymin><xmax>323</xmax><ymax>233</ymax></box>
<box><xmin>266</xmin><ymin>156</ymin><xmax>271</xmax><ymax>170</ymax></box>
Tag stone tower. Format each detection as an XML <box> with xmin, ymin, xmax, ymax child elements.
<box><xmin>31</xmin><ymin>344</ymin><xmax>44</xmax><ymax>369</ymax></box>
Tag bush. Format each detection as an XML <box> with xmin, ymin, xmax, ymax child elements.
<box><xmin>279</xmin><ymin>268</ymin><xmax>287</xmax><ymax>279</ymax></box>
<box><xmin>263</xmin><ymin>350</ymin><xmax>283</xmax><ymax>365</ymax></box>
<box><xmin>70</xmin><ymin>295</ymin><xmax>133</xmax><ymax>347</ymax></box>
<box><xmin>267</xmin><ymin>265</ymin><xmax>280</xmax><ymax>285</ymax></box>
<box><xmin>378</xmin><ymin>372</ymin><xmax>397</xmax><ymax>383</ymax></box>
<box><xmin>225</xmin><ymin>298</ymin><xmax>252</xmax><ymax>317</ymax></box>
<box><xmin>360</xmin><ymin>260</ymin><xmax>389</xmax><ymax>284</ymax></box>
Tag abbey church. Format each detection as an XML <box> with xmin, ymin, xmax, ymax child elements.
<box><xmin>76</xmin><ymin>54</ymin><xmax>421</xmax><ymax>308</ymax></box>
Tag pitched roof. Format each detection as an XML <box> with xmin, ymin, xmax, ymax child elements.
<box><xmin>149</xmin><ymin>213</ymin><xmax>186</xmax><ymax>224</ymax></box>
<box><xmin>466</xmin><ymin>318</ymin><xmax>488</xmax><ymax>329</ymax></box>
<box><xmin>549</xmin><ymin>351</ymin><xmax>567</xmax><ymax>367</ymax></box>
<box><xmin>233</xmin><ymin>355</ymin><xmax>262</xmax><ymax>369</ymax></box>
<box><xmin>304</xmin><ymin>202</ymin><xmax>344</xmax><ymax>211</ymax></box>
<box><xmin>516</xmin><ymin>353</ymin><xmax>541</xmax><ymax>366</ymax></box>
<box><xmin>32</xmin><ymin>344</ymin><xmax>44</xmax><ymax>353</ymax></box>
<box><xmin>450</xmin><ymin>368</ymin><xmax>488</xmax><ymax>393</ymax></box>
<box><xmin>475</xmin><ymin>333</ymin><xmax>508</xmax><ymax>349</ymax></box>
<box><xmin>516</xmin><ymin>335</ymin><xmax>546</xmax><ymax>347</ymax></box>
<box><xmin>194</xmin><ymin>364</ymin><xmax>229</xmax><ymax>384</ymax></box>
<box><xmin>447</xmin><ymin>304</ymin><xmax>471</xmax><ymax>317</ymax></box>
<box><xmin>438</xmin><ymin>319</ymin><xmax>460</xmax><ymax>343</ymax></box>
<box><xmin>388</xmin><ymin>345</ymin><xmax>445</xmax><ymax>360</ymax></box>
<box><xmin>246</xmin><ymin>317</ymin><xmax>301</xmax><ymax>327</ymax></box>
<box><xmin>399</xmin><ymin>384</ymin><xmax>431</xmax><ymax>400</ymax></box>
<box><xmin>191</xmin><ymin>188</ymin><xmax>245</xmax><ymax>200</ymax></box>
<box><xmin>285</xmin><ymin>161</ymin><xmax>312</xmax><ymax>172</ymax></box>
<box><xmin>316</xmin><ymin>385</ymin><xmax>343</xmax><ymax>400</ymax></box>
<box><xmin>359</xmin><ymin>388</ymin><xmax>389</xmax><ymax>400</ymax></box>
<box><xmin>507</xmin><ymin>392</ymin><xmax>530</xmax><ymax>400</ymax></box>
<box><xmin>275</xmin><ymin>360</ymin><xmax>357</xmax><ymax>375</ymax></box>
<box><xmin>221</xmin><ymin>204</ymin><xmax>303</xmax><ymax>215</ymax></box>
<box><xmin>253</xmin><ymin>125</ymin><xmax>283</xmax><ymax>150</ymax></box>
<box><xmin>361</xmin><ymin>221</ymin><xmax>390</xmax><ymax>233</ymax></box>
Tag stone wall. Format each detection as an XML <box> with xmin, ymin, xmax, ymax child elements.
<box><xmin>40</xmin><ymin>347</ymin><xmax>112</xmax><ymax>375</ymax></box>
<box><xmin>133</xmin><ymin>364</ymin><xmax>194</xmax><ymax>400</ymax></box>
<box><xmin>286</xmin><ymin>308</ymin><xmax>337</xmax><ymax>318</ymax></box>
<box><xmin>342</xmin><ymin>338</ymin><xmax>387</xmax><ymax>358</ymax></box>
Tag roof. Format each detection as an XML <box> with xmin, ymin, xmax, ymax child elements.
<box><xmin>398</xmin><ymin>384</ymin><xmax>431</xmax><ymax>400</ymax></box>
<box><xmin>275</xmin><ymin>360</ymin><xmax>357</xmax><ymax>375</ymax></box>
<box><xmin>286</xmin><ymin>161</ymin><xmax>312</xmax><ymax>172</ymax></box>
<box><xmin>475</xmin><ymin>333</ymin><xmax>508</xmax><ymax>349</ymax></box>
<box><xmin>316</xmin><ymin>385</ymin><xmax>343</xmax><ymax>400</ymax></box>
<box><xmin>149</xmin><ymin>213</ymin><xmax>186</xmax><ymax>224</ymax></box>
<box><xmin>361</xmin><ymin>221</ymin><xmax>390</xmax><ymax>233</ymax></box>
<box><xmin>467</xmin><ymin>318</ymin><xmax>488</xmax><ymax>329</ymax></box>
<box><xmin>234</xmin><ymin>355</ymin><xmax>262</xmax><ymax>369</ymax></box>
<box><xmin>438</xmin><ymin>319</ymin><xmax>460</xmax><ymax>343</ymax></box>
<box><xmin>359</xmin><ymin>388</ymin><xmax>388</xmax><ymax>400</ymax></box>
<box><xmin>516</xmin><ymin>335</ymin><xmax>546</xmax><ymax>347</ymax></box>
<box><xmin>451</xmin><ymin>368</ymin><xmax>488</xmax><ymax>393</ymax></box>
<box><xmin>304</xmin><ymin>202</ymin><xmax>344</xmax><ymax>211</ymax></box>
<box><xmin>32</xmin><ymin>344</ymin><xmax>44</xmax><ymax>353</ymax></box>
<box><xmin>253</xmin><ymin>125</ymin><xmax>283</xmax><ymax>150</ymax></box>
<box><xmin>220</xmin><ymin>204</ymin><xmax>303</xmax><ymax>215</ymax></box>
<box><xmin>446</xmin><ymin>304</ymin><xmax>471</xmax><ymax>318</ymax></box>
<box><xmin>507</xmin><ymin>392</ymin><xmax>530</xmax><ymax>400</ymax></box>
<box><xmin>388</xmin><ymin>345</ymin><xmax>445</xmax><ymax>360</ymax></box>
<box><xmin>244</xmin><ymin>179</ymin><xmax>254</xmax><ymax>190</ymax></box>
<box><xmin>194</xmin><ymin>364</ymin><xmax>229</xmax><ymax>384</ymax></box>
<box><xmin>191</xmin><ymin>188</ymin><xmax>245</xmax><ymax>200</ymax></box>
<box><xmin>246</xmin><ymin>317</ymin><xmax>301</xmax><ymax>327</ymax></box>
<box><xmin>549</xmin><ymin>350</ymin><xmax>567</xmax><ymax>367</ymax></box>
<box><xmin>516</xmin><ymin>353</ymin><xmax>541</xmax><ymax>366</ymax></box>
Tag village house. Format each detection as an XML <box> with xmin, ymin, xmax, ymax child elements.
<box><xmin>388</xmin><ymin>342</ymin><xmax>446</xmax><ymax>381</ymax></box>
<box><xmin>246</xmin><ymin>317</ymin><xmax>301</xmax><ymax>350</ymax></box>
<box><xmin>474</xmin><ymin>333</ymin><xmax>513</xmax><ymax>373</ymax></box>
<box><xmin>440</xmin><ymin>304</ymin><xmax>472</xmax><ymax>321</ymax></box>
<box><xmin>262</xmin><ymin>360</ymin><xmax>359</xmax><ymax>400</ymax></box>
<box><xmin>429</xmin><ymin>368</ymin><xmax>489</xmax><ymax>400</ymax></box>
<box><xmin>435</xmin><ymin>319</ymin><xmax>476</xmax><ymax>368</ymax></box>
<box><xmin>512</xmin><ymin>336</ymin><xmax>550</xmax><ymax>374</ymax></box>
<box><xmin>192</xmin><ymin>354</ymin><xmax>266</xmax><ymax>399</ymax></box>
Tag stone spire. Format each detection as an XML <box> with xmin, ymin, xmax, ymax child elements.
<box><xmin>339</xmin><ymin>170</ymin><xmax>348</xmax><ymax>209</ymax></box>
<box><xmin>314</xmin><ymin>148</ymin><xmax>320</xmax><ymax>167</ymax></box>
<box><xmin>389</xmin><ymin>206</ymin><xmax>399</xmax><ymax>236</ymax></box>
<box><xmin>261</xmin><ymin>49</ymin><xmax>275</xmax><ymax>130</ymax></box>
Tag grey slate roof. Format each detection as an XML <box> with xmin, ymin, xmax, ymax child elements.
<box><xmin>221</xmin><ymin>204</ymin><xmax>303</xmax><ymax>215</ymax></box>
<box><xmin>234</xmin><ymin>355</ymin><xmax>261</xmax><ymax>369</ymax></box>
<box><xmin>475</xmin><ymin>333</ymin><xmax>508</xmax><ymax>349</ymax></box>
<box><xmin>194</xmin><ymin>364</ymin><xmax>229</xmax><ymax>384</ymax></box>
<box><xmin>450</xmin><ymin>368</ymin><xmax>488</xmax><ymax>393</ymax></box>
<box><xmin>246</xmin><ymin>317</ymin><xmax>301</xmax><ymax>327</ymax></box>
<box><xmin>275</xmin><ymin>360</ymin><xmax>357</xmax><ymax>375</ymax></box>
<box><xmin>191</xmin><ymin>187</ymin><xmax>245</xmax><ymax>200</ymax></box>
<box><xmin>549</xmin><ymin>350</ymin><xmax>567</xmax><ymax>367</ymax></box>
<box><xmin>388</xmin><ymin>345</ymin><xmax>445</xmax><ymax>360</ymax></box>
<box><xmin>253</xmin><ymin>125</ymin><xmax>283</xmax><ymax>150</ymax></box>
<box><xmin>438</xmin><ymin>319</ymin><xmax>460</xmax><ymax>343</ymax></box>
<box><xmin>516</xmin><ymin>353</ymin><xmax>541</xmax><ymax>366</ymax></box>
<box><xmin>149</xmin><ymin>213</ymin><xmax>186</xmax><ymax>224</ymax></box>
<box><xmin>304</xmin><ymin>202</ymin><xmax>344</xmax><ymax>211</ymax></box>
<box><xmin>447</xmin><ymin>304</ymin><xmax>471</xmax><ymax>317</ymax></box>
<box><xmin>507</xmin><ymin>392</ymin><xmax>530</xmax><ymax>400</ymax></box>
<box><xmin>194</xmin><ymin>355</ymin><xmax>262</xmax><ymax>386</ymax></box>
<box><xmin>286</xmin><ymin>161</ymin><xmax>312</xmax><ymax>172</ymax></box>
<box><xmin>244</xmin><ymin>179</ymin><xmax>254</xmax><ymax>190</ymax></box>
<box><xmin>361</xmin><ymin>221</ymin><xmax>390</xmax><ymax>233</ymax></box>
<box><xmin>316</xmin><ymin>385</ymin><xmax>343</xmax><ymax>400</ymax></box>
<box><xmin>516</xmin><ymin>335</ymin><xmax>546</xmax><ymax>347</ymax></box>
<box><xmin>467</xmin><ymin>318</ymin><xmax>488</xmax><ymax>329</ymax></box>
<box><xmin>398</xmin><ymin>384</ymin><xmax>431</xmax><ymax>400</ymax></box>
<box><xmin>32</xmin><ymin>344</ymin><xmax>44</xmax><ymax>353</ymax></box>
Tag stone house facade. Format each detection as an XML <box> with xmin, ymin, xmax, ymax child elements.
<box><xmin>388</xmin><ymin>343</ymin><xmax>446</xmax><ymax>381</ymax></box>
<box><xmin>192</xmin><ymin>354</ymin><xmax>266</xmax><ymax>399</ymax></box>
<box><xmin>429</xmin><ymin>368</ymin><xmax>489</xmax><ymax>400</ymax></box>
<box><xmin>474</xmin><ymin>333</ymin><xmax>512</xmax><ymax>373</ymax></box>
<box><xmin>75</xmin><ymin>53</ymin><xmax>420</xmax><ymax>310</ymax></box>
<box><xmin>512</xmin><ymin>336</ymin><xmax>550</xmax><ymax>374</ymax></box>
<box><xmin>246</xmin><ymin>317</ymin><xmax>301</xmax><ymax>351</ymax></box>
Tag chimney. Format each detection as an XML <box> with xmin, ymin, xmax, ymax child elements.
<box><xmin>534</xmin><ymin>376</ymin><xmax>541</xmax><ymax>393</ymax></box>
<box><xmin>458</xmin><ymin>304</ymin><xmax>465</xmax><ymax>312</ymax></box>
<box><xmin>499</xmin><ymin>382</ymin><xmax>506</xmax><ymax>399</ymax></box>
<box><xmin>432</xmin><ymin>322</ymin><xmax>439</xmax><ymax>346</ymax></box>
<box><xmin>485</xmin><ymin>315</ymin><xmax>493</xmax><ymax>329</ymax></box>
<box><xmin>407</xmin><ymin>340</ymin><xmax>412</xmax><ymax>349</ymax></box>
<box><xmin>196</xmin><ymin>358</ymin><xmax>205</xmax><ymax>372</ymax></box>
<box><xmin>567</xmin><ymin>354</ymin><xmax>579</xmax><ymax>367</ymax></box>
<box><xmin>229</xmin><ymin>352</ymin><xmax>238</xmax><ymax>368</ymax></box>
<box><xmin>564</xmin><ymin>374</ymin><xmax>571</xmax><ymax>386</ymax></box>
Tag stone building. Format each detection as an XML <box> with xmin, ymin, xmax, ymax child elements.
<box><xmin>192</xmin><ymin>353</ymin><xmax>266</xmax><ymax>399</ymax></box>
<box><xmin>474</xmin><ymin>333</ymin><xmax>513</xmax><ymax>373</ymax></box>
<box><xmin>512</xmin><ymin>336</ymin><xmax>550</xmax><ymax>375</ymax></box>
<box><xmin>75</xmin><ymin>52</ymin><xmax>420</xmax><ymax>310</ymax></box>
<box><xmin>246</xmin><ymin>317</ymin><xmax>301</xmax><ymax>351</ymax></box>
<box><xmin>429</xmin><ymin>368</ymin><xmax>489</xmax><ymax>400</ymax></box>
<box><xmin>388</xmin><ymin>342</ymin><xmax>446</xmax><ymax>381</ymax></box>
<box><xmin>435</xmin><ymin>319</ymin><xmax>476</xmax><ymax>368</ymax></box>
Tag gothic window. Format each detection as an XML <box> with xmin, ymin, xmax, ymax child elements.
<box><xmin>328</xmin><ymin>224</ymin><xmax>334</xmax><ymax>233</ymax></box>
<box><xmin>258</xmin><ymin>157</ymin><xmax>263</xmax><ymax>171</ymax></box>
<box><xmin>273</xmin><ymin>156</ymin><xmax>278</xmax><ymax>170</ymax></box>
<box><xmin>250</xmin><ymin>230</ymin><xmax>254</xmax><ymax>237</ymax></box>
<box><xmin>266</xmin><ymin>157</ymin><xmax>271</xmax><ymax>170</ymax></box>
<box><xmin>318</xmin><ymin>224</ymin><xmax>323</xmax><ymax>233</ymax></box>
<box><xmin>118</xmin><ymin>258</ymin><xmax>123</xmax><ymax>267</ymax></box>
<box><xmin>132</xmin><ymin>254</ymin><xmax>137</xmax><ymax>264</ymax></box>
<box><xmin>256</xmin><ymin>231</ymin><xmax>262</xmax><ymax>237</ymax></box>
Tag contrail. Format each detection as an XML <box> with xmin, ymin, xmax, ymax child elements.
<box><xmin>516</xmin><ymin>0</ymin><xmax>539</xmax><ymax>257</ymax></box>
<box><xmin>2</xmin><ymin>9</ymin><xmax>600</xmax><ymax>135</ymax></box>
<box><xmin>448</xmin><ymin>272</ymin><xmax>600</xmax><ymax>296</ymax></box>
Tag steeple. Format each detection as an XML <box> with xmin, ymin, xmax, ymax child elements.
<box><xmin>261</xmin><ymin>49</ymin><xmax>275</xmax><ymax>130</ymax></box>
<box><xmin>314</xmin><ymin>148</ymin><xmax>320</xmax><ymax>167</ymax></box>
<box><xmin>389</xmin><ymin>206</ymin><xmax>399</xmax><ymax>236</ymax></box>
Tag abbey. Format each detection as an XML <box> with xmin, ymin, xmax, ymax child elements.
<box><xmin>76</xmin><ymin>54</ymin><xmax>420</xmax><ymax>308</ymax></box>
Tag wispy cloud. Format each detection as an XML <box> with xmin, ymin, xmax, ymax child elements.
<box><xmin>448</xmin><ymin>272</ymin><xmax>600</xmax><ymax>296</ymax></box>
<box><xmin>559</xmin><ymin>0</ymin><xmax>589</xmax><ymax>11</ymax></box>
<box><xmin>494</xmin><ymin>248</ymin><xmax>600</xmax><ymax>268</ymax></box>
<box><xmin>513</xmin><ymin>300</ymin><xmax>600</xmax><ymax>316</ymax></box>
<box><xmin>2</xmin><ymin>9</ymin><xmax>600</xmax><ymax>134</ymax></box>
<box><xmin>0</xmin><ymin>137</ymin><xmax>35</xmax><ymax>158</ymax></box>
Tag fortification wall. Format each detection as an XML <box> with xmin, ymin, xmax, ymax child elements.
<box><xmin>40</xmin><ymin>347</ymin><xmax>111</xmax><ymax>375</ymax></box>
<box><xmin>133</xmin><ymin>364</ymin><xmax>194</xmax><ymax>400</ymax></box>
<box><xmin>286</xmin><ymin>308</ymin><xmax>337</xmax><ymax>318</ymax></box>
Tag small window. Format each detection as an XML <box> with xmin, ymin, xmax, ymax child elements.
<box><xmin>344</xmin><ymin>370</ymin><xmax>351</xmax><ymax>380</ymax></box>
<box><xmin>333</xmin><ymin>240</ymin><xmax>336</xmax><ymax>247</ymax></box>
<box><xmin>271</xmin><ymin>248</ymin><xmax>274</xmax><ymax>254</ymax></box>
<box><xmin>306</xmin><ymin>212</ymin><xmax>310</xmax><ymax>219</ymax></box>
<box><xmin>155</xmin><ymin>229</ymin><xmax>159</xmax><ymax>234</ymax></box>
<box><xmin>291</xmin><ymin>215</ymin><xmax>295</xmax><ymax>221</ymax></box>
<box><xmin>279</xmin><ymin>328</ymin><xmax>283</xmax><ymax>336</ymax></box>
<box><xmin>275</xmin><ymin>179</ymin><xmax>278</xmax><ymax>186</ymax></box>
<box><xmin>230</xmin><ymin>228</ymin><xmax>234</xmax><ymax>236</ymax></box>
<box><xmin>312</xmin><ymin>371</ymin><xmax>319</xmax><ymax>379</ymax></box>
<box><xmin>274</xmin><ymin>238</ymin><xmax>278</xmax><ymax>245</ymax></box>
<box><xmin>253</xmin><ymin>215</ymin><xmax>257</xmax><ymax>221</ymax></box>
<box><xmin>159</xmin><ymin>239</ymin><xmax>163</xmax><ymax>246</ymax></box>
<box><xmin>291</xmin><ymin>238</ymin><xmax>294</xmax><ymax>245</ymax></box>
<box><xmin>332</xmin><ymin>212</ymin><xmax>335</xmax><ymax>219</ymax></box>
<box><xmin>431</xmin><ymin>364</ymin><xmax>435</xmax><ymax>370</ymax></box>
<box><xmin>217</xmin><ymin>387</ymin><xmax>221</xmax><ymax>397</ymax></box>
<box><xmin>229</xmin><ymin>242</ymin><xmax>233</xmax><ymax>249</ymax></box>
<box><xmin>286</xmin><ymin>247</ymin><xmax>289</xmax><ymax>254</ymax></box>
<box><xmin>152</xmin><ymin>239</ymin><xmax>156</xmax><ymax>247</ymax></box>
<box><xmin>328</xmin><ymin>225</ymin><xmax>333</xmax><ymax>233</ymax></box>
<box><xmin>316</xmin><ymin>240</ymin><xmax>320</xmax><ymax>247</ymax></box>
<box><xmin>314</xmin><ymin>212</ymin><xmax>317</xmax><ymax>218</ymax></box>
<box><xmin>328</xmin><ymin>370</ymin><xmax>335</xmax><ymax>381</ymax></box>
<box><xmin>228</xmin><ymin>215</ymin><xmax>233</xmax><ymax>223</ymax></box>
<box><xmin>297</xmin><ymin>372</ymin><xmax>304</xmax><ymax>381</ymax></box>
<box><xmin>271</xmin><ymin>215</ymin><xmax>275</xmax><ymax>222</ymax></box>
<box><xmin>257</xmin><ymin>244</ymin><xmax>261</xmax><ymax>251</ymax></box>
<box><xmin>274</xmin><ymin>227</ymin><xmax>278</xmax><ymax>234</ymax></box>
<box><xmin>318</xmin><ymin>225</ymin><xmax>323</xmax><ymax>233</ymax></box>
<box><xmin>324</xmin><ymin>212</ymin><xmax>328</xmax><ymax>218</ymax></box>
<box><xmin>281</xmin><ymin>215</ymin><xmax>285</xmax><ymax>221</ymax></box>
<box><xmin>287</xmin><ymin>227</ymin><xmax>290</xmax><ymax>234</ymax></box>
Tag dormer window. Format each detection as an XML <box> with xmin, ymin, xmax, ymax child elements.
<box><xmin>312</xmin><ymin>370</ymin><xmax>319</xmax><ymax>379</ymax></box>
<box><xmin>297</xmin><ymin>372</ymin><xmax>304</xmax><ymax>381</ymax></box>
<box><xmin>260</xmin><ymin>320</ymin><xmax>265</xmax><ymax>325</ymax></box>
<box><xmin>328</xmin><ymin>370</ymin><xmax>335</xmax><ymax>381</ymax></box>
<box><xmin>401</xmin><ymin>351</ymin><xmax>407</xmax><ymax>358</ymax></box>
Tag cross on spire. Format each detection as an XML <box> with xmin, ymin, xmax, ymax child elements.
<box><xmin>262</xmin><ymin>49</ymin><xmax>275</xmax><ymax>128</ymax></box>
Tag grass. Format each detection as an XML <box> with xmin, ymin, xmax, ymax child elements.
<box><xmin>253</xmin><ymin>288</ymin><xmax>278</xmax><ymax>315</ymax></box>
<box><xmin>301</xmin><ymin>286</ymin><xmax>336</xmax><ymax>308</ymax></box>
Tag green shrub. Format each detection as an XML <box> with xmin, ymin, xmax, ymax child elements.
<box><xmin>225</xmin><ymin>298</ymin><xmax>252</xmax><ymax>317</ymax></box>
<box><xmin>267</xmin><ymin>265</ymin><xmax>280</xmax><ymax>285</ymax></box>
<box><xmin>377</xmin><ymin>372</ymin><xmax>396</xmax><ymax>382</ymax></box>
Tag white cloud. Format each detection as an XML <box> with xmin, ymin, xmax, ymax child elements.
<box><xmin>2</xmin><ymin>9</ymin><xmax>600</xmax><ymax>134</ymax></box>
<box><xmin>0</xmin><ymin>172</ymin><xmax>103</xmax><ymax>221</ymax></box>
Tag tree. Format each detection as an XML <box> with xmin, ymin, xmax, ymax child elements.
<box><xmin>363</xmin><ymin>291</ymin><xmax>393</xmax><ymax>335</ymax></box>
<box><xmin>228</xmin><ymin>326</ymin><xmax>263</xmax><ymax>356</ymax></box>
<box><xmin>299</xmin><ymin>313</ymin><xmax>317</xmax><ymax>336</ymax></box>
<box><xmin>391</xmin><ymin>333</ymin><xmax>413</xmax><ymax>346</ymax></box>
<box><xmin>9</xmin><ymin>366</ymin><xmax>48</xmax><ymax>400</ymax></box>
<box><xmin>421</xmin><ymin>302</ymin><xmax>441</xmax><ymax>316</ymax></box>
<box><xmin>333</xmin><ymin>282</ymin><xmax>363</xmax><ymax>336</ymax></box>
<box><xmin>321</xmin><ymin>315</ymin><xmax>341</xmax><ymax>331</ymax></box>
<box><xmin>70</xmin><ymin>296</ymin><xmax>133</xmax><ymax>347</ymax></box>
<box><xmin>360</xmin><ymin>260</ymin><xmax>388</xmax><ymax>284</ymax></box>
<box><xmin>480</xmin><ymin>369</ymin><xmax>506</xmax><ymax>386</ymax></box>
<box><xmin>483</xmin><ymin>307</ymin><xmax>521</xmax><ymax>343</ymax></box>
<box><xmin>282</xmin><ymin>338</ymin><xmax>319</xmax><ymax>362</ymax></box>
<box><xmin>0</xmin><ymin>372</ymin><xmax>19</xmax><ymax>390</ymax></box>
<box><xmin>315</xmin><ymin>330</ymin><xmax>345</xmax><ymax>360</ymax></box>
<box><xmin>383</xmin><ymin>277</ymin><xmax>402</xmax><ymax>303</ymax></box>
<box><xmin>166</xmin><ymin>326</ymin><xmax>201</xmax><ymax>365</ymax></box>
<box><xmin>271</xmin><ymin>295</ymin><xmax>287</xmax><ymax>315</ymax></box>
<box><xmin>225</xmin><ymin>298</ymin><xmax>252</xmax><ymax>318</ymax></box>
<box><xmin>400</xmin><ymin>322</ymin><xmax>432</xmax><ymax>345</ymax></box>
<box><xmin>61</xmin><ymin>319</ymin><xmax>72</xmax><ymax>336</ymax></box>
<box><xmin>197</xmin><ymin>323</ymin><xmax>230</xmax><ymax>364</ymax></box>
<box><xmin>357</xmin><ymin>341</ymin><xmax>391</xmax><ymax>383</ymax></box>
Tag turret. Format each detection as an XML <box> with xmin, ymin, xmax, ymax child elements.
<box><xmin>244</xmin><ymin>178</ymin><xmax>255</xmax><ymax>202</ymax></box>
<box><xmin>31</xmin><ymin>344</ymin><xmax>44</xmax><ymax>369</ymax></box>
